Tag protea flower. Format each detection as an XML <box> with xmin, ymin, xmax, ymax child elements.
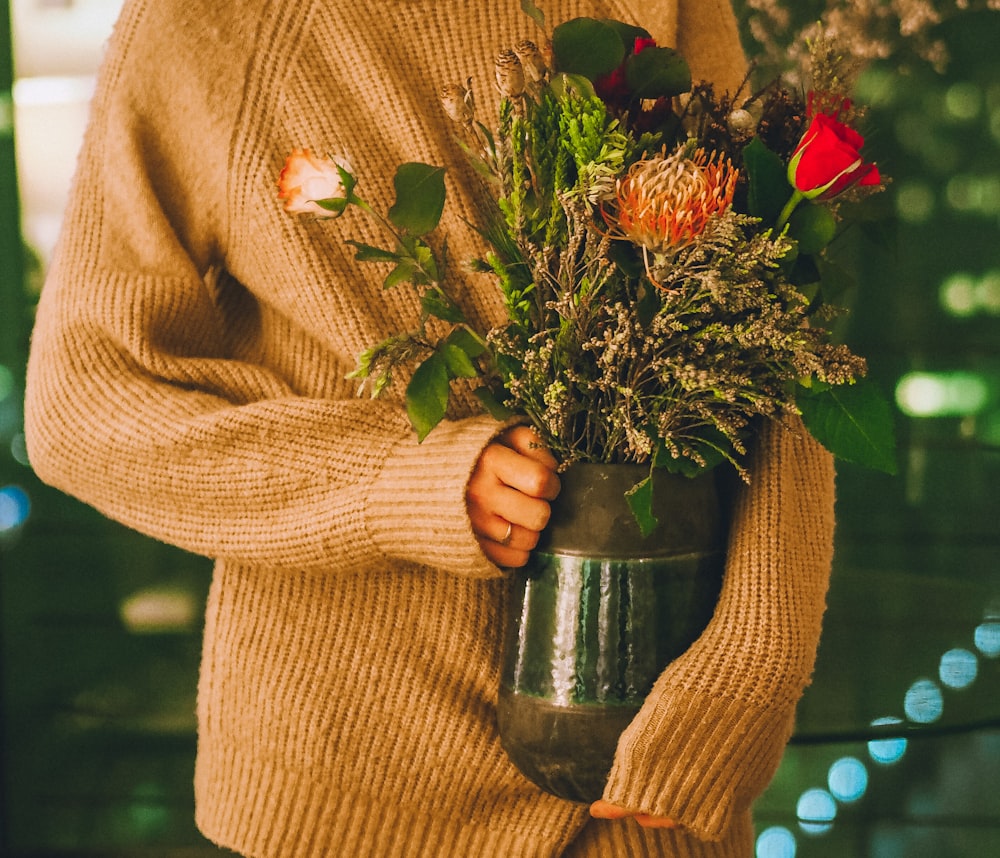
<box><xmin>605</xmin><ymin>147</ymin><xmax>738</xmax><ymax>264</ymax></box>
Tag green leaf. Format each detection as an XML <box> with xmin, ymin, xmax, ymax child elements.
<box><xmin>654</xmin><ymin>431</ymin><xmax>730</xmax><ymax>476</ymax></box>
<box><xmin>441</xmin><ymin>343</ymin><xmax>479</xmax><ymax>379</ymax></box>
<box><xmin>520</xmin><ymin>0</ymin><xmax>546</xmax><ymax>30</ymax></box>
<box><xmin>788</xmin><ymin>203</ymin><xmax>837</xmax><ymax>255</ymax></box>
<box><xmin>346</xmin><ymin>240</ymin><xmax>401</xmax><ymax>263</ymax></box>
<box><xmin>600</xmin><ymin>19</ymin><xmax>652</xmax><ymax>50</ymax></box>
<box><xmin>445</xmin><ymin>326</ymin><xmax>486</xmax><ymax>359</ymax></box>
<box><xmin>743</xmin><ymin>137</ymin><xmax>790</xmax><ymax>225</ymax></box>
<box><xmin>547</xmin><ymin>72</ymin><xmax>599</xmax><ymax>100</ymax></box>
<box><xmin>388</xmin><ymin>163</ymin><xmax>447</xmax><ymax>236</ymax></box>
<box><xmin>406</xmin><ymin>352</ymin><xmax>450</xmax><ymax>441</ymax></box>
<box><xmin>421</xmin><ymin>289</ymin><xmax>464</xmax><ymax>323</ymax></box>
<box><xmin>335</xmin><ymin>162</ymin><xmax>357</xmax><ymax>198</ymax></box>
<box><xmin>625</xmin><ymin>47</ymin><xmax>691</xmax><ymax>99</ymax></box>
<box><xmin>814</xmin><ymin>258</ymin><xmax>859</xmax><ymax>328</ymax></box>
<box><xmin>473</xmin><ymin>386</ymin><xmax>516</xmax><ymax>420</ymax></box>
<box><xmin>552</xmin><ymin>17</ymin><xmax>625</xmax><ymax>80</ymax></box>
<box><xmin>315</xmin><ymin>197</ymin><xmax>350</xmax><ymax>215</ymax></box>
<box><xmin>625</xmin><ymin>475</ymin><xmax>658</xmax><ymax>538</ymax></box>
<box><xmin>788</xmin><ymin>250</ymin><xmax>820</xmax><ymax>288</ymax></box>
<box><xmin>797</xmin><ymin>379</ymin><xmax>898</xmax><ymax>474</ymax></box>
<box><xmin>412</xmin><ymin>239</ymin><xmax>440</xmax><ymax>282</ymax></box>
<box><xmin>383</xmin><ymin>260</ymin><xmax>418</xmax><ymax>290</ymax></box>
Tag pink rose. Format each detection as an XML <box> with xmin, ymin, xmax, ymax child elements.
<box><xmin>787</xmin><ymin>113</ymin><xmax>880</xmax><ymax>201</ymax></box>
<box><xmin>278</xmin><ymin>149</ymin><xmax>353</xmax><ymax>216</ymax></box>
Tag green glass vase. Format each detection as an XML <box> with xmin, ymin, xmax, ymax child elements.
<box><xmin>497</xmin><ymin>463</ymin><xmax>728</xmax><ymax>803</ymax></box>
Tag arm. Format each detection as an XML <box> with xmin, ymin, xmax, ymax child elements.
<box><xmin>597</xmin><ymin>417</ymin><xmax>836</xmax><ymax>839</ymax></box>
<box><xmin>24</xmin><ymin>0</ymin><xmax>554</xmax><ymax>577</ymax></box>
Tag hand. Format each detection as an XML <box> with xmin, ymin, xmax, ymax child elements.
<box><xmin>467</xmin><ymin>425</ymin><xmax>560</xmax><ymax>567</ymax></box>
<box><xmin>590</xmin><ymin>799</ymin><xmax>679</xmax><ymax>830</ymax></box>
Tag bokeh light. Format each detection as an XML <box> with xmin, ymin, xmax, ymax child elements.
<box><xmin>938</xmin><ymin>648</ymin><xmax>979</xmax><ymax>690</ymax></box>
<box><xmin>990</xmin><ymin>106</ymin><xmax>1000</xmax><ymax>144</ymax></box>
<box><xmin>10</xmin><ymin>432</ymin><xmax>29</xmax><ymax>467</ymax></box>
<box><xmin>944</xmin><ymin>81</ymin><xmax>982</xmax><ymax>122</ymax></box>
<box><xmin>940</xmin><ymin>272</ymin><xmax>980</xmax><ymax>317</ymax></box>
<box><xmin>868</xmin><ymin>717</ymin><xmax>908</xmax><ymax>765</ymax></box>
<box><xmin>974</xmin><ymin>620</ymin><xmax>1000</xmax><ymax>658</ymax></box>
<box><xmin>756</xmin><ymin>826</ymin><xmax>797</xmax><ymax>858</ymax></box>
<box><xmin>945</xmin><ymin>173</ymin><xmax>1000</xmax><ymax>216</ymax></box>
<box><xmin>895</xmin><ymin>371</ymin><xmax>990</xmax><ymax>417</ymax></box>
<box><xmin>904</xmin><ymin>678</ymin><xmax>944</xmax><ymax>724</ymax></box>
<box><xmin>0</xmin><ymin>364</ymin><xmax>14</xmax><ymax>401</ymax></box>
<box><xmin>979</xmin><ymin>270</ymin><xmax>1000</xmax><ymax>313</ymax></box>
<box><xmin>796</xmin><ymin>788</ymin><xmax>837</xmax><ymax>835</ymax></box>
<box><xmin>0</xmin><ymin>484</ymin><xmax>31</xmax><ymax>540</ymax></box>
<box><xmin>895</xmin><ymin>181</ymin><xmax>936</xmax><ymax>224</ymax></box>
<box><xmin>827</xmin><ymin>757</ymin><xmax>869</xmax><ymax>803</ymax></box>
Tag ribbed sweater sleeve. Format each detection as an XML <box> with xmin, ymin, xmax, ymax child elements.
<box><xmin>23</xmin><ymin>0</ymin><xmax>505</xmax><ymax>577</ymax></box>
<box><xmin>602</xmin><ymin>417</ymin><xmax>836</xmax><ymax>840</ymax></box>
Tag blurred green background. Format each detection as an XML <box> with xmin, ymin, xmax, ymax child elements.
<box><xmin>1</xmin><ymin>1</ymin><xmax>998</xmax><ymax>855</ymax></box>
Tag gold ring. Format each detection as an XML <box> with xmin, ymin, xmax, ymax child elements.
<box><xmin>499</xmin><ymin>521</ymin><xmax>513</xmax><ymax>546</ymax></box>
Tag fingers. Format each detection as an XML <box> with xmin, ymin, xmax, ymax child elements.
<box><xmin>589</xmin><ymin>800</ymin><xmax>632</xmax><ymax>820</ymax></box>
<box><xmin>482</xmin><ymin>434</ymin><xmax>561</xmax><ymax>503</ymax></box>
<box><xmin>467</xmin><ymin>427</ymin><xmax>561</xmax><ymax>567</ymax></box>
<box><xmin>590</xmin><ymin>800</ymin><xmax>679</xmax><ymax>830</ymax></box>
<box><xmin>475</xmin><ymin>533</ymin><xmax>531</xmax><ymax>568</ymax></box>
<box><xmin>466</xmin><ymin>479</ymin><xmax>548</xmax><ymax>567</ymax></box>
<box><xmin>499</xmin><ymin>425</ymin><xmax>560</xmax><ymax>472</ymax></box>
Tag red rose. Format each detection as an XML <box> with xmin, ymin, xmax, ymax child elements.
<box><xmin>594</xmin><ymin>36</ymin><xmax>657</xmax><ymax>106</ymax></box>
<box><xmin>787</xmin><ymin>113</ymin><xmax>880</xmax><ymax>200</ymax></box>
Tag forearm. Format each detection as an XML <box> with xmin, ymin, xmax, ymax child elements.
<box><xmin>601</xmin><ymin>417</ymin><xmax>836</xmax><ymax>839</ymax></box>
<box><xmin>25</xmin><ymin>311</ymin><xmax>506</xmax><ymax>576</ymax></box>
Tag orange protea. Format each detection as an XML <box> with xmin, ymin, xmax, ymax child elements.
<box><xmin>604</xmin><ymin>147</ymin><xmax>738</xmax><ymax>263</ymax></box>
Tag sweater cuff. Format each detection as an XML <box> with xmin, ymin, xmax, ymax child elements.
<box><xmin>602</xmin><ymin>687</ymin><xmax>797</xmax><ymax>841</ymax></box>
<box><xmin>366</xmin><ymin>414</ymin><xmax>513</xmax><ymax>578</ymax></box>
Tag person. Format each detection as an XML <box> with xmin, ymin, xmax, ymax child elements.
<box><xmin>23</xmin><ymin>0</ymin><xmax>836</xmax><ymax>855</ymax></box>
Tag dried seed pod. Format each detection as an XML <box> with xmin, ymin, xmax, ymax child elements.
<box><xmin>440</xmin><ymin>78</ymin><xmax>475</xmax><ymax>127</ymax></box>
<box><xmin>726</xmin><ymin>108</ymin><xmax>757</xmax><ymax>136</ymax></box>
<box><xmin>513</xmin><ymin>39</ymin><xmax>547</xmax><ymax>83</ymax></box>
<box><xmin>495</xmin><ymin>49</ymin><xmax>525</xmax><ymax>99</ymax></box>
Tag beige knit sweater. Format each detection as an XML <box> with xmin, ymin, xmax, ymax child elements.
<box><xmin>24</xmin><ymin>0</ymin><xmax>836</xmax><ymax>855</ymax></box>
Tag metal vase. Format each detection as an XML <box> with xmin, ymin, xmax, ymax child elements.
<box><xmin>497</xmin><ymin>463</ymin><xmax>728</xmax><ymax>803</ymax></box>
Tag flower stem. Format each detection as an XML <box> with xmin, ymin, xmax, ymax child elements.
<box><xmin>776</xmin><ymin>190</ymin><xmax>804</xmax><ymax>230</ymax></box>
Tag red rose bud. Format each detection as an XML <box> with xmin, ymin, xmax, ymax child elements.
<box><xmin>787</xmin><ymin>113</ymin><xmax>880</xmax><ymax>201</ymax></box>
<box><xmin>632</xmin><ymin>36</ymin><xmax>657</xmax><ymax>54</ymax></box>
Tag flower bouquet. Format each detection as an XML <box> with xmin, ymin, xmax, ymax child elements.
<box><xmin>280</xmin><ymin>0</ymin><xmax>899</xmax><ymax>802</ymax></box>
<box><xmin>279</xmin><ymin>2</ymin><xmax>896</xmax><ymax>534</ymax></box>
